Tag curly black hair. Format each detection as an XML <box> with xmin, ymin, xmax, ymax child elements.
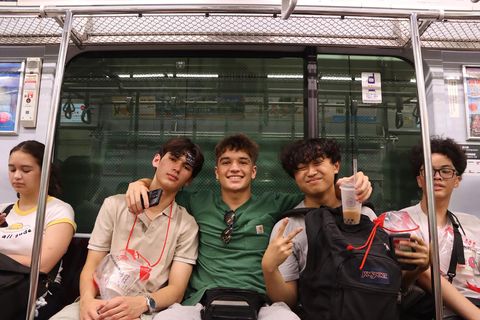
<box><xmin>410</xmin><ymin>136</ymin><xmax>467</xmax><ymax>177</ymax></box>
<box><xmin>280</xmin><ymin>138</ymin><xmax>341</xmax><ymax>178</ymax></box>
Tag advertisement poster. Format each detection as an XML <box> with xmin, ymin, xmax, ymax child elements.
<box><xmin>59</xmin><ymin>97</ymin><xmax>96</xmax><ymax>127</ymax></box>
<box><xmin>463</xmin><ymin>66</ymin><xmax>480</xmax><ymax>140</ymax></box>
<box><xmin>0</xmin><ymin>62</ymin><xmax>23</xmax><ymax>135</ymax></box>
<box><xmin>460</xmin><ymin>144</ymin><xmax>480</xmax><ymax>176</ymax></box>
<box><xmin>361</xmin><ymin>72</ymin><xmax>382</xmax><ymax>104</ymax></box>
<box><xmin>112</xmin><ymin>95</ymin><xmax>133</xmax><ymax>118</ymax></box>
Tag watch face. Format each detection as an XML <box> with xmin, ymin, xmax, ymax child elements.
<box><xmin>145</xmin><ymin>295</ymin><xmax>156</xmax><ymax>314</ymax></box>
<box><xmin>147</xmin><ymin>297</ymin><xmax>156</xmax><ymax>312</ymax></box>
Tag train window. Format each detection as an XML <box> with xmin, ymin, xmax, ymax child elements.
<box><xmin>317</xmin><ymin>54</ymin><xmax>420</xmax><ymax>213</ymax></box>
<box><xmin>54</xmin><ymin>53</ymin><xmax>303</xmax><ymax>233</ymax></box>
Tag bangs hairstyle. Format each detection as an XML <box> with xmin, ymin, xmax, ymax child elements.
<box><xmin>158</xmin><ymin>137</ymin><xmax>205</xmax><ymax>179</ymax></box>
<box><xmin>281</xmin><ymin>138</ymin><xmax>341</xmax><ymax>178</ymax></box>
<box><xmin>10</xmin><ymin>140</ymin><xmax>62</xmax><ymax>197</ymax></box>
<box><xmin>215</xmin><ymin>134</ymin><xmax>259</xmax><ymax>164</ymax></box>
<box><xmin>410</xmin><ymin>137</ymin><xmax>467</xmax><ymax>177</ymax></box>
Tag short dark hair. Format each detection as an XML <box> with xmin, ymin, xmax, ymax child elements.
<box><xmin>280</xmin><ymin>138</ymin><xmax>341</xmax><ymax>178</ymax></box>
<box><xmin>158</xmin><ymin>137</ymin><xmax>204</xmax><ymax>179</ymax></box>
<box><xmin>410</xmin><ymin>137</ymin><xmax>467</xmax><ymax>177</ymax></box>
<box><xmin>215</xmin><ymin>134</ymin><xmax>259</xmax><ymax>164</ymax></box>
<box><xmin>10</xmin><ymin>140</ymin><xmax>62</xmax><ymax>197</ymax></box>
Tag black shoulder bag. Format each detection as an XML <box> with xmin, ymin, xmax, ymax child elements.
<box><xmin>200</xmin><ymin>287</ymin><xmax>268</xmax><ymax>320</ymax></box>
<box><xmin>446</xmin><ymin>210</ymin><xmax>466</xmax><ymax>283</ymax></box>
<box><xmin>0</xmin><ymin>204</ymin><xmax>61</xmax><ymax>319</ymax></box>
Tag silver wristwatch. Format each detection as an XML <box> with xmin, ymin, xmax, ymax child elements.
<box><xmin>144</xmin><ymin>294</ymin><xmax>156</xmax><ymax>314</ymax></box>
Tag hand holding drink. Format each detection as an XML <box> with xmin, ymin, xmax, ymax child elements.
<box><xmin>340</xmin><ymin>178</ymin><xmax>361</xmax><ymax>225</ymax></box>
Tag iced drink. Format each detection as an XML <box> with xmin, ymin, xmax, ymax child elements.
<box><xmin>342</xmin><ymin>207</ymin><xmax>361</xmax><ymax>224</ymax></box>
<box><xmin>340</xmin><ymin>183</ymin><xmax>361</xmax><ymax>225</ymax></box>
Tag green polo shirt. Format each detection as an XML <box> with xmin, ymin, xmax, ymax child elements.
<box><xmin>176</xmin><ymin>190</ymin><xmax>302</xmax><ymax>305</ymax></box>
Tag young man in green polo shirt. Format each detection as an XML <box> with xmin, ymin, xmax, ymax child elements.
<box><xmin>126</xmin><ymin>134</ymin><xmax>372</xmax><ymax>320</ymax></box>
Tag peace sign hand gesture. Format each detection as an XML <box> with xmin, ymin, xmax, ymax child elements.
<box><xmin>262</xmin><ymin>218</ymin><xmax>303</xmax><ymax>273</ymax></box>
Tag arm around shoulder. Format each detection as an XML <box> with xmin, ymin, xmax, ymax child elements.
<box><xmin>126</xmin><ymin>178</ymin><xmax>152</xmax><ymax>214</ymax></box>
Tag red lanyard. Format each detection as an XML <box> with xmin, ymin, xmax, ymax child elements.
<box><xmin>125</xmin><ymin>201</ymin><xmax>173</xmax><ymax>268</ymax></box>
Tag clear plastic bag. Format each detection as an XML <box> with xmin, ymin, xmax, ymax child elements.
<box><xmin>94</xmin><ymin>249</ymin><xmax>151</xmax><ymax>300</ymax></box>
<box><xmin>378</xmin><ymin>211</ymin><xmax>422</xmax><ymax>239</ymax></box>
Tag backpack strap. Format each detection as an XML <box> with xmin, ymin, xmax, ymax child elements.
<box><xmin>280</xmin><ymin>201</ymin><xmax>375</xmax><ymax>221</ymax></box>
<box><xmin>446</xmin><ymin>210</ymin><xmax>466</xmax><ymax>283</ymax></box>
<box><xmin>0</xmin><ymin>204</ymin><xmax>14</xmax><ymax>228</ymax></box>
<box><xmin>279</xmin><ymin>207</ymin><xmax>316</xmax><ymax>220</ymax></box>
<box><xmin>303</xmin><ymin>205</ymin><xmax>349</xmax><ymax>251</ymax></box>
<box><xmin>361</xmin><ymin>201</ymin><xmax>375</xmax><ymax>213</ymax></box>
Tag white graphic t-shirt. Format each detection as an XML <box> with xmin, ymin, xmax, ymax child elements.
<box><xmin>0</xmin><ymin>196</ymin><xmax>76</xmax><ymax>257</ymax></box>
<box><xmin>402</xmin><ymin>203</ymin><xmax>480</xmax><ymax>299</ymax></box>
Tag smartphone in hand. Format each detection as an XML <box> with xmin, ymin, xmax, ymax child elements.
<box><xmin>389</xmin><ymin>233</ymin><xmax>416</xmax><ymax>271</ymax></box>
<box><xmin>141</xmin><ymin>189</ymin><xmax>162</xmax><ymax>209</ymax></box>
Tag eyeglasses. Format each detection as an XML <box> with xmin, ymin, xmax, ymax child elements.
<box><xmin>221</xmin><ymin>210</ymin><xmax>236</xmax><ymax>244</ymax></box>
<box><xmin>420</xmin><ymin>167</ymin><xmax>457</xmax><ymax>179</ymax></box>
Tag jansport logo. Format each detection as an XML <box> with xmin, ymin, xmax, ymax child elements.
<box><xmin>361</xmin><ymin>271</ymin><xmax>388</xmax><ymax>280</ymax></box>
<box><xmin>360</xmin><ymin>269</ymin><xmax>390</xmax><ymax>285</ymax></box>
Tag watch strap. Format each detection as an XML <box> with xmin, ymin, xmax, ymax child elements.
<box><xmin>143</xmin><ymin>294</ymin><xmax>156</xmax><ymax>314</ymax></box>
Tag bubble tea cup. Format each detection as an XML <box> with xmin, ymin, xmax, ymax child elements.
<box><xmin>340</xmin><ymin>182</ymin><xmax>361</xmax><ymax>225</ymax></box>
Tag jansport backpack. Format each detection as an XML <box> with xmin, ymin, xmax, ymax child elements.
<box><xmin>283</xmin><ymin>206</ymin><xmax>401</xmax><ymax>320</ymax></box>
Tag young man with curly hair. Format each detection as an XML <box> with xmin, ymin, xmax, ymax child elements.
<box><xmin>402</xmin><ymin>137</ymin><xmax>480</xmax><ymax>320</ymax></box>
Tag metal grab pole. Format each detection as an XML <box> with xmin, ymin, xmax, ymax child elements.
<box><xmin>281</xmin><ymin>0</ymin><xmax>297</xmax><ymax>20</ymax></box>
<box><xmin>304</xmin><ymin>47</ymin><xmax>318</xmax><ymax>138</ymax></box>
<box><xmin>26</xmin><ymin>10</ymin><xmax>73</xmax><ymax>320</ymax></box>
<box><xmin>409</xmin><ymin>13</ymin><xmax>443</xmax><ymax>320</ymax></box>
